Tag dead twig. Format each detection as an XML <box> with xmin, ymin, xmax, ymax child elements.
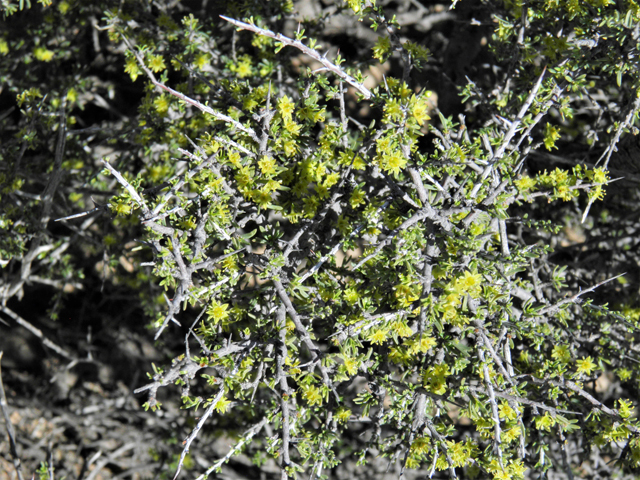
<box><xmin>0</xmin><ymin>306</ymin><xmax>76</xmax><ymax>362</ymax></box>
<box><xmin>220</xmin><ymin>16</ymin><xmax>373</xmax><ymax>100</ymax></box>
<box><xmin>468</xmin><ymin>67</ymin><xmax>547</xmax><ymax>200</ymax></box>
<box><xmin>193</xmin><ymin>417</ymin><xmax>268</xmax><ymax>480</ymax></box>
<box><xmin>276</xmin><ymin>304</ymin><xmax>293</xmax><ymax>479</ymax></box>
<box><xmin>0</xmin><ymin>352</ymin><xmax>26</xmax><ymax>480</ymax></box>
<box><xmin>172</xmin><ymin>389</ymin><xmax>224</xmax><ymax>480</ymax></box>
<box><xmin>273</xmin><ymin>279</ymin><xmax>337</xmax><ymax>400</ymax></box>
<box><xmin>84</xmin><ymin>442</ymin><xmax>138</xmax><ymax>480</ymax></box>
<box><xmin>120</xmin><ymin>34</ymin><xmax>259</xmax><ymax>142</ymax></box>
<box><xmin>3</xmin><ymin>98</ymin><xmax>67</xmax><ymax>303</ymax></box>
<box><xmin>537</xmin><ymin>273</ymin><xmax>624</xmax><ymax>316</ymax></box>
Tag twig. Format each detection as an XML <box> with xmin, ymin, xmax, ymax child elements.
<box><xmin>598</xmin><ymin>96</ymin><xmax>640</xmax><ymax>170</ymax></box>
<box><xmin>351</xmin><ymin>202</ymin><xmax>454</xmax><ymax>272</ymax></box>
<box><xmin>85</xmin><ymin>442</ymin><xmax>137</xmax><ymax>480</ymax></box>
<box><xmin>465</xmin><ymin>385</ymin><xmax>580</xmax><ymax>415</ymax></box>
<box><xmin>408</xmin><ymin>167</ymin><xmax>429</xmax><ymax>205</ymax></box>
<box><xmin>400</xmin><ymin>393</ymin><xmax>427</xmax><ymax>476</ymax></box>
<box><xmin>580</xmin><ymin>97</ymin><xmax>640</xmax><ymax>221</ymax></box>
<box><xmin>192</xmin><ymin>417</ymin><xmax>268</xmax><ymax>480</ymax></box>
<box><xmin>54</xmin><ymin>205</ymin><xmax>106</xmax><ymax>222</ymax></box>
<box><xmin>425</xmin><ymin>419</ymin><xmax>457</xmax><ymax>479</ymax></box>
<box><xmin>499</xmin><ymin>219</ymin><xmax>510</xmax><ymax>257</ymax></box>
<box><xmin>0</xmin><ymin>352</ymin><xmax>26</xmax><ymax>480</ymax></box>
<box><xmin>172</xmin><ymin>344</ymin><xmax>253</xmax><ymax>480</ymax></box>
<box><xmin>134</xmin><ymin>340</ymin><xmax>253</xmax><ymax>401</ymax></box>
<box><xmin>474</xmin><ymin>323</ymin><xmax>515</xmax><ymax>386</ymax></box>
<box><xmin>147</xmin><ymin>148</ymin><xmax>219</xmax><ymax>219</ymax></box>
<box><xmin>173</xmin><ymin>388</ymin><xmax>225</xmax><ymax>480</ymax></box>
<box><xmin>469</xmin><ymin>67</ymin><xmax>547</xmax><ymax>200</ymax></box>
<box><xmin>476</xmin><ymin>340</ymin><xmax>503</xmax><ymax>467</ymax></box>
<box><xmin>537</xmin><ymin>273</ymin><xmax>624</xmax><ymax>316</ymax></box>
<box><xmin>101</xmin><ymin>159</ymin><xmax>149</xmax><ymax>215</ymax></box>
<box><xmin>220</xmin><ymin>16</ymin><xmax>373</xmax><ymax>100</ymax></box>
<box><xmin>276</xmin><ymin>304</ymin><xmax>292</xmax><ymax>479</ymax></box>
<box><xmin>3</xmin><ymin>99</ymin><xmax>67</xmax><ymax>303</ymax></box>
<box><xmin>516</xmin><ymin>374</ymin><xmax>637</xmax><ymax>435</ymax></box>
<box><xmin>120</xmin><ymin>34</ymin><xmax>258</xmax><ymax>141</ymax></box>
<box><xmin>273</xmin><ymin>280</ymin><xmax>335</xmax><ymax>397</ymax></box>
<box><xmin>0</xmin><ymin>306</ymin><xmax>76</xmax><ymax>361</ymax></box>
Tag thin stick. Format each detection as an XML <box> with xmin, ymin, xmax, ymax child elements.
<box><xmin>0</xmin><ymin>306</ymin><xmax>76</xmax><ymax>361</ymax></box>
<box><xmin>120</xmin><ymin>34</ymin><xmax>258</xmax><ymax>141</ymax></box>
<box><xmin>192</xmin><ymin>418</ymin><xmax>268</xmax><ymax>480</ymax></box>
<box><xmin>469</xmin><ymin>67</ymin><xmax>547</xmax><ymax>200</ymax></box>
<box><xmin>273</xmin><ymin>280</ymin><xmax>336</xmax><ymax>399</ymax></box>
<box><xmin>276</xmin><ymin>305</ymin><xmax>292</xmax><ymax>478</ymax></box>
<box><xmin>101</xmin><ymin>159</ymin><xmax>149</xmax><ymax>215</ymax></box>
<box><xmin>220</xmin><ymin>16</ymin><xmax>373</xmax><ymax>100</ymax></box>
<box><xmin>537</xmin><ymin>273</ymin><xmax>624</xmax><ymax>316</ymax></box>
<box><xmin>173</xmin><ymin>389</ymin><xmax>225</xmax><ymax>480</ymax></box>
<box><xmin>85</xmin><ymin>442</ymin><xmax>137</xmax><ymax>480</ymax></box>
<box><xmin>0</xmin><ymin>352</ymin><xmax>26</xmax><ymax>480</ymax></box>
<box><xmin>3</xmin><ymin>100</ymin><xmax>67</xmax><ymax>303</ymax></box>
<box><xmin>477</xmin><ymin>341</ymin><xmax>503</xmax><ymax>467</ymax></box>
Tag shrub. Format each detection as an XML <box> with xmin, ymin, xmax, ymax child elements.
<box><xmin>3</xmin><ymin>0</ymin><xmax>640</xmax><ymax>479</ymax></box>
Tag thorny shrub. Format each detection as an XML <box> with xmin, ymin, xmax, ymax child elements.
<box><xmin>3</xmin><ymin>0</ymin><xmax>640</xmax><ymax>479</ymax></box>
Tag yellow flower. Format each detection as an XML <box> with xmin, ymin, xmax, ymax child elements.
<box><xmin>389</xmin><ymin>347</ymin><xmax>411</xmax><ymax>365</ymax></box>
<box><xmin>405</xmin><ymin>335</ymin><xmax>437</xmax><ymax>354</ymax></box>
<box><xmin>315</xmin><ymin>184</ymin><xmax>329</xmax><ymax>199</ymax></box>
<box><xmin>231</xmin><ymin>55</ymin><xmax>253</xmax><ymax>78</ymax></box>
<box><xmin>148</xmin><ymin>54</ymin><xmax>166</xmax><ymax>73</ymax></box>
<box><xmin>392</xmin><ymin>320</ymin><xmax>414</xmax><ymax>338</ymax></box>
<box><xmin>591</xmin><ymin>167</ymin><xmax>608</xmax><ymax>184</ymax></box>
<box><xmin>381</xmin><ymin>150</ymin><xmax>407</xmax><ymax>175</ymax></box>
<box><xmin>410</xmin><ymin>436</ymin><xmax>431</xmax><ymax>455</ymax></box>
<box><xmin>283</xmin><ymin>119</ymin><xmax>302</xmax><ymax>136</ymax></box>
<box><xmin>252</xmin><ymin>189</ymin><xmax>272</xmax><ymax>208</ymax></box>
<box><xmin>124</xmin><ymin>57</ymin><xmax>141</xmax><ymax>81</ymax></box>
<box><xmin>194</xmin><ymin>53</ymin><xmax>209</xmax><ymax>70</ymax></box>
<box><xmin>372</xmin><ymin>36</ymin><xmax>391</xmax><ymax>63</ymax></box>
<box><xmin>455</xmin><ymin>270</ymin><xmax>482</xmax><ymax>298</ymax></box>
<box><xmin>423</xmin><ymin>364</ymin><xmax>450</xmax><ymax>394</ymax></box>
<box><xmin>324</xmin><ymin>172</ymin><xmax>340</xmax><ymax>188</ymax></box>
<box><xmin>576</xmin><ymin>356</ymin><xmax>597</xmax><ymax>376</ymax></box>
<box><xmin>66</xmin><ymin>88</ymin><xmax>77</xmax><ymax>104</ymax></box>
<box><xmin>213</xmin><ymin>395</ymin><xmax>231</xmax><ymax>413</ymax></box>
<box><xmin>336</xmin><ymin>407</ymin><xmax>351</xmax><ymax>423</ymax></box>
<box><xmin>515</xmin><ymin>174</ymin><xmax>536</xmax><ymax>192</ymax></box>
<box><xmin>410</xmin><ymin>94</ymin><xmax>431</xmax><ymax>126</ymax></box>
<box><xmin>283</xmin><ymin>139</ymin><xmax>298</xmax><ymax>157</ymax></box>
<box><xmin>535</xmin><ymin>412</ymin><xmax>556</xmax><ymax>431</ymax></box>
<box><xmin>368</xmin><ymin>328</ymin><xmax>388</xmax><ymax>345</ymax></box>
<box><xmin>154</xmin><ymin>95</ymin><xmax>169</xmax><ymax>114</ymax></box>
<box><xmin>502</xmin><ymin>426</ymin><xmax>522</xmax><ymax>444</ymax></box>
<box><xmin>343</xmin><ymin>356</ymin><xmax>359</xmax><ymax>375</ymax></box>
<box><xmin>508</xmin><ymin>459</ymin><xmax>527</xmax><ymax>479</ymax></box>
<box><xmin>350</xmin><ymin>189</ymin><xmax>366</xmax><ymax>208</ymax></box>
<box><xmin>301</xmin><ymin>384</ymin><xmax>323</xmax><ymax>406</ymax></box>
<box><xmin>278</xmin><ymin>95</ymin><xmax>295</xmax><ymax>120</ymax></box>
<box><xmin>344</xmin><ymin>287</ymin><xmax>359</xmax><ymax>305</ymax></box>
<box><xmin>552</xmin><ymin>345</ymin><xmax>571</xmax><ymax>364</ymax></box>
<box><xmin>258</xmin><ymin>156</ymin><xmax>276</xmax><ymax>176</ymax></box>
<box><xmin>207</xmin><ymin>301</ymin><xmax>230</xmax><ymax>324</ymax></box>
<box><xmin>498</xmin><ymin>402</ymin><xmax>517</xmax><ymax>421</ymax></box>
<box><xmin>58</xmin><ymin>1</ymin><xmax>70</xmax><ymax>14</ymax></box>
<box><xmin>34</xmin><ymin>47</ymin><xmax>54</xmax><ymax>62</ymax></box>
